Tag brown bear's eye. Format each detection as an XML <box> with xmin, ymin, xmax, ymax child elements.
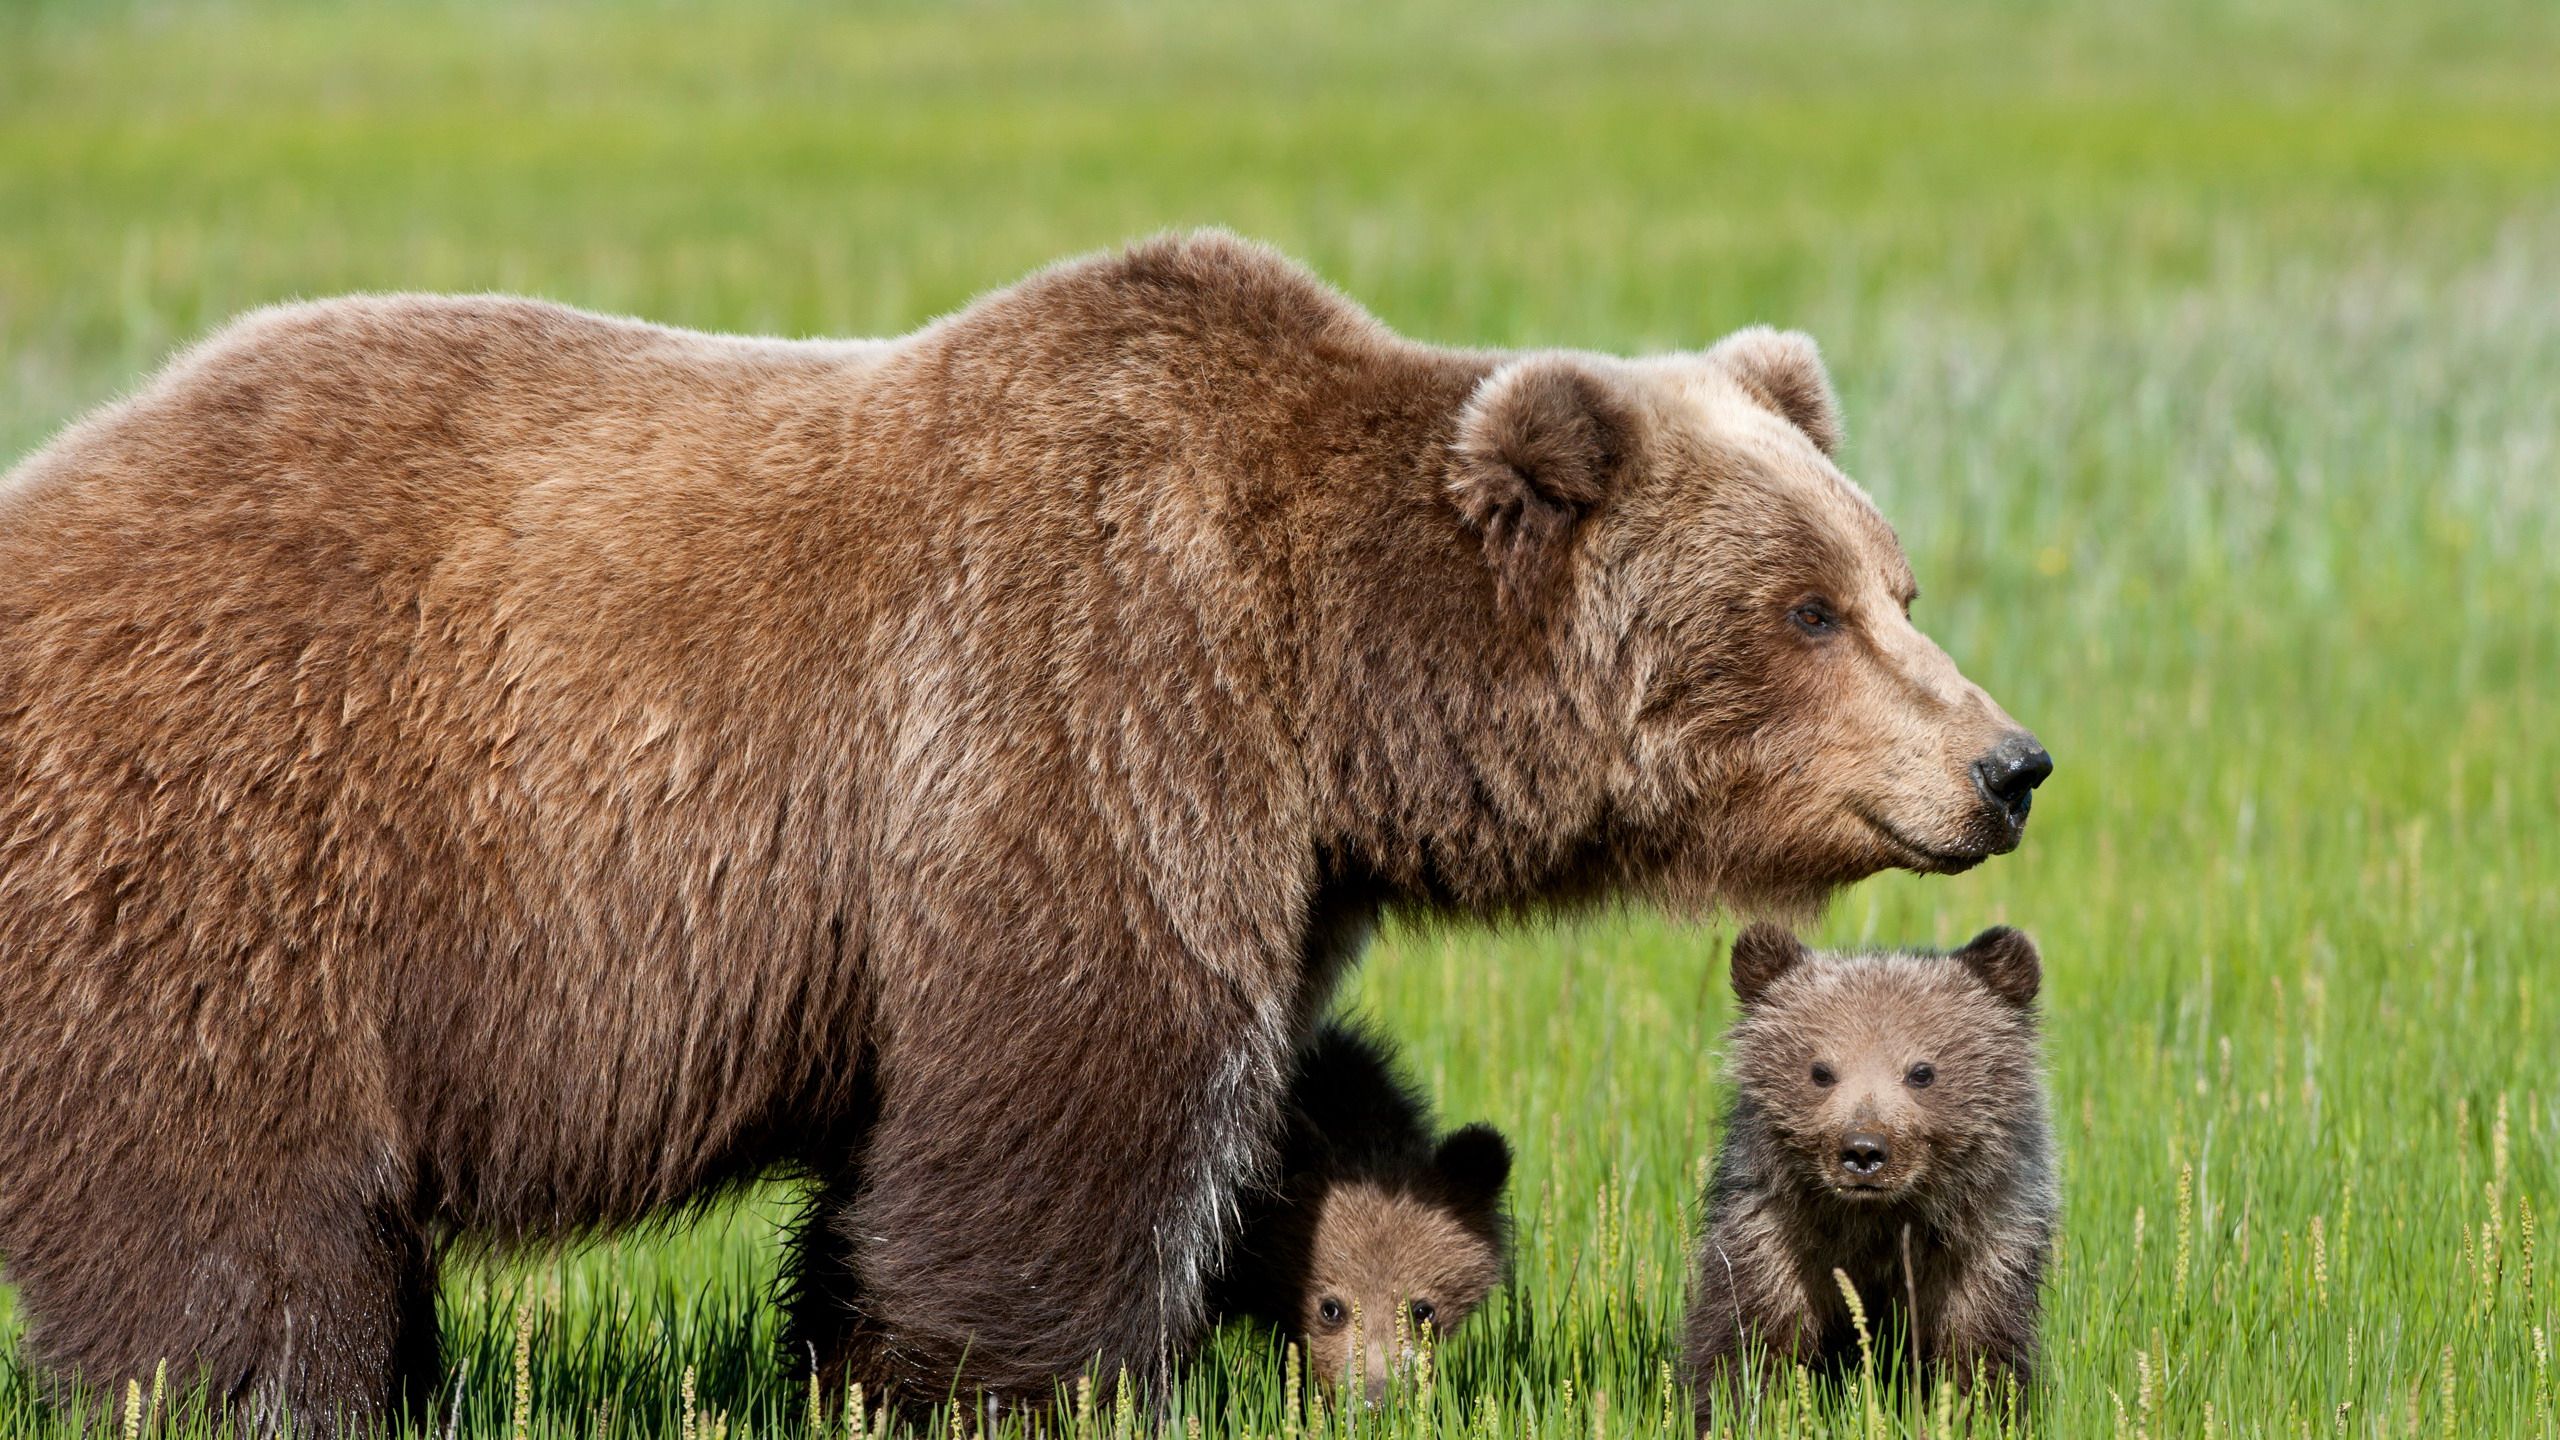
<box><xmin>1906</xmin><ymin>1062</ymin><xmax>1936</xmax><ymax>1088</ymax></box>
<box><xmin>1809</xmin><ymin>1062</ymin><xmax>1836</xmax><ymax>1087</ymax></box>
<box><xmin>1317</xmin><ymin>1298</ymin><xmax>1347</xmax><ymax>1329</ymax></box>
<box><xmin>1409</xmin><ymin>1300</ymin><xmax>1436</xmax><ymax>1329</ymax></box>
<box><xmin>1789</xmin><ymin>600</ymin><xmax>1840</xmax><ymax>637</ymax></box>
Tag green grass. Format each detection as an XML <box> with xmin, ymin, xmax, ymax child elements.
<box><xmin>4</xmin><ymin>1</ymin><xmax>2557</xmax><ymax>1434</ymax></box>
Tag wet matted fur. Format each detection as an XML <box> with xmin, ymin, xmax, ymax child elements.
<box><xmin>0</xmin><ymin>232</ymin><xmax>2044</xmax><ymax>1430</ymax></box>
<box><xmin>1683</xmin><ymin>925</ymin><xmax>2058</xmax><ymax>1423</ymax></box>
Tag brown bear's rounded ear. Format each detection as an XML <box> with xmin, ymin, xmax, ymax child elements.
<box><xmin>1432</xmin><ymin>1124</ymin><xmax>1513</xmax><ymax>1209</ymax></box>
<box><xmin>1705</xmin><ymin>327</ymin><xmax>1842</xmax><ymax>457</ymax></box>
<box><xmin>1730</xmin><ymin>923</ymin><xmax>1808</xmax><ymax>1007</ymax></box>
<box><xmin>1450</xmin><ymin>355</ymin><xmax>1640</xmax><ymax>609</ymax></box>
<box><xmin>1955</xmin><ymin>926</ymin><xmax>2042</xmax><ymax>1008</ymax></box>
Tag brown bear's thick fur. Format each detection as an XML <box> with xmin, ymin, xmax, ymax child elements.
<box><xmin>1210</xmin><ymin>1022</ymin><xmax>1510</xmax><ymax>1404</ymax></box>
<box><xmin>0</xmin><ymin>232</ymin><xmax>2045</xmax><ymax>1431</ymax></box>
<box><xmin>1682</xmin><ymin>925</ymin><xmax>2057</xmax><ymax>1422</ymax></box>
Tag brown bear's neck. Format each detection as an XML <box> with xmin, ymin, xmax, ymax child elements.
<box><xmin>1261</xmin><ymin>346</ymin><xmax>1645</xmax><ymax>921</ymax></box>
<box><xmin>871</xmin><ymin>238</ymin><xmax>1646</xmax><ymax>921</ymax></box>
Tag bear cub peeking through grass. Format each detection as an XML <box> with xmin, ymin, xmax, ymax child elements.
<box><xmin>1683</xmin><ymin>924</ymin><xmax>2056</xmax><ymax>1422</ymax></box>
<box><xmin>1215</xmin><ymin>1022</ymin><xmax>1511</xmax><ymax>1403</ymax></box>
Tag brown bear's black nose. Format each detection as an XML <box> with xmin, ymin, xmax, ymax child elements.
<box><xmin>1840</xmin><ymin>1133</ymin><xmax>1890</xmax><ymax>1177</ymax></box>
<box><xmin>1972</xmin><ymin>733</ymin><xmax>2053</xmax><ymax>823</ymax></box>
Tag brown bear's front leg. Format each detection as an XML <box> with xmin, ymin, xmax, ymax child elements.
<box><xmin>814</xmin><ymin>934</ymin><xmax>1291</xmax><ymax>1415</ymax></box>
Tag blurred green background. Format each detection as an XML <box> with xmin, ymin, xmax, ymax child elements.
<box><xmin>3</xmin><ymin>1</ymin><xmax>2556</xmax><ymax>1435</ymax></box>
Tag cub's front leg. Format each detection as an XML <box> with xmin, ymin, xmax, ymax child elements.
<box><xmin>1682</xmin><ymin>1217</ymin><xmax>1824</xmax><ymax>1428</ymax></box>
<box><xmin>1925</xmin><ymin>1231</ymin><xmax>2048</xmax><ymax>1403</ymax></box>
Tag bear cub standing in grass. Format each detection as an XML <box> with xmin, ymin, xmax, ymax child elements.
<box><xmin>1683</xmin><ymin>924</ymin><xmax>2056</xmax><ymax>1421</ymax></box>
<box><xmin>1216</xmin><ymin>1021</ymin><xmax>1511</xmax><ymax>1404</ymax></box>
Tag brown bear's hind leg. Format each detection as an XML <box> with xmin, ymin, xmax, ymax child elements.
<box><xmin>779</xmin><ymin>1172</ymin><xmax>880</xmax><ymax>1402</ymax></box>
<box><xmin>9</xmin><ymin>1193</ymin><xmax>437</xmax><ymax>1438</ymax></box>
<box><xmin>386</xmin><ymin>1219</ymin><xmax>446</xmax><ymax>1430</ymax></box>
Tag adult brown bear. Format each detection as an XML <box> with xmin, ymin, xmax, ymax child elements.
<box><xmin>0</xmin><ymin>232</ymin><xmax>2047</xmax><ymax>1431</ymax></box>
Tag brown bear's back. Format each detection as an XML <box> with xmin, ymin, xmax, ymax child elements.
<box><xmin>0</xmin><ymin>295</ymin><xmax>924</xmax><ymax>1234</ymax></box>
<box><xmin>0</xmin><ymin>238</ymin><xmax>1481</xmax><ymax>1241</ymax></box>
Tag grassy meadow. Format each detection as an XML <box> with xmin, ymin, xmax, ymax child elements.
<box><xmin>3</xmin><ymin>1</ymin><xmax>2557</xmax><ymax>1434</ymax></box>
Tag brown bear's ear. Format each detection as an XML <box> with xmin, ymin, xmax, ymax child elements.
<box><xmin>1706</xmin><ymin>327</ymin><xmax>1842</xmax><ymax>456</ymax></box>
<box><xmin>1955</xmin><ymin>926</ymin><xmax>2042</xmax><ymax>1008</ymax></box>
<box><xmin>1730</xmin><ymin>922</ymin><xmax>1808</xmax><ymax>1007</ymax></box>
<box><xmin>1432</xmin><ymin>1124</ymin><xmax>1513</xmax><ymax>1210</ymax></box>
<box><xmin>1450</xmin><ymin>355</ymin><xmax>1641</xmax><ymax>609</ymax></box>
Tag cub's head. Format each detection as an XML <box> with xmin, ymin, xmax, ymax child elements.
<box><xmin>1448</xmin><ymin>332</ymin><xmax>2049</xmax><ymax>914</ymax></box>
<box><xmin>1290</xmin><ymin>1125</ymin><xmax>1511</xmax><ymax>1404</ymax></box>
<box><xmin>1724</xmin><ymin>922</ymin><xmax>2044</xmax><ymax>1203</ymax></box>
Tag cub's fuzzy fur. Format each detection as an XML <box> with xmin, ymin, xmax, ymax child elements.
<box><xmin>1683</xmin><ymin>925</ymin><xmax>2056</xmax><ymax>1419</ymax></box>
<box><xmin>0</xmin><ymin>231</ymin><xmax>2045</xmax><ymax>1432</ymax></box>
<box><xmin>1214</xmin><ymin>1023</ymin><xmax>1510</xmax><ymax>1402</ymax></box>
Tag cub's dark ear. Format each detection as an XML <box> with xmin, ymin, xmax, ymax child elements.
<box><xmin>1450</xmin><ymin>355</ymin><xmax>1641</xmax><ymax>608</ymax></box>
<box><xmin>1955</xmin><ymin>926</ymin><xmax>2041</xmax><ymax>1008</ymax></box>
<box><xmin>1432</xmin><ymin>1124</ymin><xmax>1513</xmax><ymax>1208</ymax></box>
<box><xmin>1730</xmin><ymin>923</ymin><xmax>1808</xmax><ymax>1007</ymax></box>
<box><xmin>1706</xmin><ymin>327</ymin><xmax>1841</xmax><ymax>456</ymax></box>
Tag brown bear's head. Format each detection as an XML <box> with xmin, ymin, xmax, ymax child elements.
<box><xmin>1724</xmin><ymin>923</ymin><xmax>2044</xmax><ymax>1204</ymax></box>
<box><xmin>1448</xmin><ymin>331</ymin><xmax>2049</xmax><ymax>916</ymax></box>
<box><xmin>1288</xmin><ymin>1125</ymin><xmax>1510</xmax><ymax>1405</ymax></box>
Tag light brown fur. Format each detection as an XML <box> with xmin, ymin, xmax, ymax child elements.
<box><xmin>1209</xmin><ymin>1021</ymin><xmax>1508</xmax><ymax>1403</ymax></box>
<box><xmin>0</xmin><ymin>232</ymin><xmax>2042</xmax><ymax>1430</ymax></box>
<box><xmin>1296</xmin><ymin>1181</ymin><xmax>1503</xmax><ymax>1401</ymax></box>
<box><xmin>1683</xmin><ymin>926</ymin><xmax>2057</xmax><ymax>1422</ymax></box>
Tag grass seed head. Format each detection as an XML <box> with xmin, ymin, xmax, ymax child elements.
<box><xmin>512</xmin><ymin>1295</ymin><xmax>536</xmax><ymax>1440</ymax></box>
<box><xmin>2438</xmin><ymin>1344</ymin><xmax>2456</xmax><ymax>1440</ymax></box>
<box><xmin>2176</xmin><ymin>1163</ymin><xmax>2196</xmax><ymax>1309</ymax></box>
<box><xmin>2311</xmin><ymin>1212</ymin><xmax>2328</xmax><ymax>1310</ymax></box>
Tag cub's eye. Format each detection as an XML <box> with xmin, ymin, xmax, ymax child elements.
<box><xmin>1409</xmin><ymin>1300</ymin><xmax>1437</xmax><ymax>1329</ymax></box>
<box><xmin>1789</xmin><ymin>600</ymin><xmax>1841</xmax><ymax>636</ymax></box>
<box><xmin>1809</xmin><ymin>1062</ymin><xmax>1836</xmax><ymax>1088</ymax></box>
<box><xmin>1317</xmin><ymin>1297</ymin><xmax>1348</xmax><ymax>1328</ymax></box>
<box><xmin>1906</xmin><ymin>1063</ymin><xmax>1936</xmax><ymax>1089</ymax></box>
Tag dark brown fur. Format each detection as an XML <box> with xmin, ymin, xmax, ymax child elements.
<box><xmin>1683</xmin><ymin>926</ymin><xmax>2057</xmax><ymax>1423</ymax></box>
<box><xmin>1212</xmin><ymin>1022</ymin><xmax>1510</xmax><ymax>1403</ymax></box>
<box><xmin>0</xmin><ymin>232</ymin><xmax>2043</xmax><ymax>1431</ymax></box>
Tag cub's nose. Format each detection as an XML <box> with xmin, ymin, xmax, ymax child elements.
<box><xmin>1972</xmin><ymin>732</ymin><xmax>2053</xmax><ymax>823</ymax></box>
<box><xmin>1839</xmin><ymin>1132</ymin><xmax>1890</xmax><ymax>1177</ymax></box>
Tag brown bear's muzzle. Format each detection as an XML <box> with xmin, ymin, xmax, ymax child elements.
<box><xmin>1966</xmin><ymin>727</ymin><xmax>2048</xmax><ymax>830</ymax></box>
<box><xmin>1970</xmin><ymin>732</ymin><xmax>2054</xmax><ymax>842</ymax></box>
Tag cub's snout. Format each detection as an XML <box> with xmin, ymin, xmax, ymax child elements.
<box><xmin>1838</xmin><ymin>1131</ymin><xmax>1890</xmax><ymax>1178</ymax></box>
